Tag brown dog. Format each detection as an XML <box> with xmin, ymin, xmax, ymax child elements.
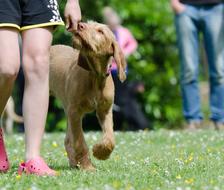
<box><xmin>49</xmin><ymin>21</ymin><xmax>126</xmax><ymax>170</ymax></box>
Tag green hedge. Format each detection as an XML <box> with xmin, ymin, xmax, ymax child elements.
<box><xmin>47</xmin><ymin>0</ymin><xmax>183</xmax><ymax>131</ymax></box>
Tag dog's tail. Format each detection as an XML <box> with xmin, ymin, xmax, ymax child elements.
<box><xmin>7</xmin><ymin>111</ymin><xmax>23</xmax><ymax>123</ymax></box>
<box><xmin>6</xmin><ymin>97</ymin><xmax>23</xmax><ymax>123</ymax></box>
<box><xmin>92</xmin><ymin>112</ymin><xmax>115</xmax><ymax>160</ymax></box>
<box><xmin>0</xmin><ymin>98</ymin><xmax>23</xmax><ymax>133</ymax></box>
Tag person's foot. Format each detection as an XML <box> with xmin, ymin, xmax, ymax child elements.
<box><xmin>0</xmin><ymin>128</ymin><xmax>10</xmax><ymax>172</ymax></box>
<box><xmin>18</xmin><ymin>156</ymin><xmax>58</xmax><ymax>176</ymax></box>
<box><xmin>185</xmin><ymin>121</ymin><xmax>201</xmax><ymax>131</ymax></box>
<box><xmin>214</xmin><ymin>122</ymin><xmax>224</xmax><ymax>130</ymax></box>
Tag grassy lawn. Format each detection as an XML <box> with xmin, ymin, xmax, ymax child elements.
<box><xmin>1</xmin><ymin>129</ymin><xmax>224</xmax><ymax>190</ymax></box>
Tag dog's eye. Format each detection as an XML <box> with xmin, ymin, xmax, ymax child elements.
<box><xmin>97</xmin><ymin>29</ymin><xmax>104</xmax><ymax>35</ymax></box>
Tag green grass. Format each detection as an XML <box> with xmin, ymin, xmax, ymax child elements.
<box><xmin>1</xmin><ymin>129</ymin><xmax>224</xmax><ymax>190</ymax></box>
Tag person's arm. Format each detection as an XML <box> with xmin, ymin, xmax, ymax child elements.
<box><xmin>64</xmin><ymin>0</ymin><xmax>81</xmax><ymax>32</ymax></box>
<box><xmin>122</xmin><ymin>29</ymin><xmax>138</xmax><ymax>57</ymax></box>
<box><xmin>118</xmin><ymin>27</ymin><xmax>138</xmax><ymax>57</ymax></box>
<box><xmin>170</xmin><ymin>0</ymin><xmax>185</xmax><ymax>14</ymax></box>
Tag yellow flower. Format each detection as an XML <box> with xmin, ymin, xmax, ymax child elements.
<box><xmin>207</xmin><ymin>148</ymin><xmax>212</xmax><ymax>153</ymax></box>
<box><xmin>16</xmin><ymin>175</ymin><xmax>21</xmax><ymax>180</ymax></box>
<box><xmin>176</xmin><ymin>175</ymin><xmax>181</xmax><ymax>179</ymax></box>
<box><xmin>113</xmin><ymin>181</ymin><xmax>120</xmax><ymax>188</ymax></box>
<box><xmin>188</xmin><ymin>155</ymin><xmax>193</xmax><ymax>162</ymax></box>
<box><xmin>125</xmin><ymin>184</ymin><xmax>133</xmax><ymax>190</ymax></box>
<box><xmin>185</xmin><ymin>178</ymin><xmax>194</xmax><ymax>184</ymax></box>
<box><xmin>64</xmin><ymin>151</ymin><xmax>68</xmax><ymax>156</ymax></box>
<box><xmin>184</xmin><ymin>155</ymin><xmax>193</xmax><ymax>163</ymax></box>
<box><xmin>52</xmin><ymin>141</ymin><xmax>58</xmax><ymax>148</ymax></box>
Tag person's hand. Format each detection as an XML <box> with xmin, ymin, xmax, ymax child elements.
<box><xmin>64</xmin><ymin>0</ymin><xmax>81</xmax><ymax>32</ymax></box>
<box><xmin>170</xmin><ymin>0</ymin><xmax>186</xmax><ymax>14</ymax></box>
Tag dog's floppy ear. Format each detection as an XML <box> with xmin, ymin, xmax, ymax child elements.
<box><xmin>112</xmin><ymin>41</ymin><xmax>127</xmax><ymax>82</ymax></box>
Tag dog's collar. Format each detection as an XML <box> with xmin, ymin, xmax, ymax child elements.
<box><xmin>78</xmin><ymin>54</ymin><xmax>91</xmax><ymax>71</ymax></box>
<box><xmin>77</xmin><ymin>59</ymin><xmax>91</xmax><ymax>71</ymax></box>
<box><xmin>78</xmin><ymin>54</ymin><xmax>111</xmax><ymax>78</ymax></box>
<box><xmin>78</xmin><ymin>54</ymin><xmax>98</xmax><ymax>75</ymax></box>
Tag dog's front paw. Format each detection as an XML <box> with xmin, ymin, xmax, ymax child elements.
<box><xmin>92</xmin><ymin>141</ymin><xmax>114</xmax><ymax>160</ymax></box>
<box><xmin>70</xmin><ymin>161</ymin><xmax>96</xmax><ymax>171</ymax></box>
<box><xmin>71</xmin><ymin>153</ymin><xmax>96</xmax><ymax>171</ymax></box>
<box><xmin>79</xmin><ymin>163</ymin><xmax>96</xmax><ymax>171</ymax></box>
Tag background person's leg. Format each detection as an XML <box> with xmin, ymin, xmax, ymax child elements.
<box><xmin>202</xmin><ymin>4</ymin><xmax>224</xmax><ymax>126</ymax></box>
<box><xmin>22</xmin><ymin>27</ymin><xmax>52</xmax><ymax>160</ymax></box>
<box><xmin>125</xmin><ymin>101</ymin><xmax>149</xmax><ymax>131</ymax></box>
<box><xmin>0</xmin><ymin>28</ymin><xmax>20</xmax><ymax>115</ymax></box>
<box><xmin>175</xmin><ymin>7</ymin><xmax>203</xmax><ymax>123</ymax></box>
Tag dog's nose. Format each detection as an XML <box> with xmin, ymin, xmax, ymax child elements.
<box><xmin>78</xmin><ymin>22</ymin><xmax>86</xmax><ymax>31</ymax></box>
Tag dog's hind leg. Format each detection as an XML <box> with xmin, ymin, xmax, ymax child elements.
<box><xmin>65</xmin><ymin>111</ymin><xmax>95</xmax><ymax>171</ymax></box>
<box><xmin>94</xmin><ymin>106</ymin><xmax>115</xmax><ymax>160</ymax></box>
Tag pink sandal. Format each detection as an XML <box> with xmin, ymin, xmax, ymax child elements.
<box><xmin>18</xmin><ymin>156</ymin><xmax>58</xmax><ymax>176</ymax></box>
<box><xmin>0</xmin><ymin>128</ymin><xmax>10</xmax><ymax>172</ymax></box>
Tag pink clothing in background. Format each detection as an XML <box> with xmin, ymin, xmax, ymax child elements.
<box><xmin>111</xmin><ymin>26</ymin><xmax>138</xmax><ymax>71</ymax></box>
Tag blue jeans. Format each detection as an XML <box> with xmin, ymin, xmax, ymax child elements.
<box><xmin>175</xmin><ymin>3</ymin><xmax>224</xmax><ymax>123</ymax></box>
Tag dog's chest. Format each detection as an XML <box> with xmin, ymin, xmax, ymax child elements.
<box><xmin>89</xmin><ymin>97</ymin><xmax>98</xmax><ymax>109</ymax></box>
<box><xmin>80</xmin><ymin>91</ymin><xmax>102</xmax><ymax>112</ymax></box>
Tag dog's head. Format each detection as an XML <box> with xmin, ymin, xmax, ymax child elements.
<box><xmin>73</xmin><ymin>21</ymin><xmax>126</xmax><ymax>82</ymax></box>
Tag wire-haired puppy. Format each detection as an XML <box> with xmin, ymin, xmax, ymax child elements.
<box><xmin>49</xmin><ymin>21</ymin><xmax>126</xmax><ymax>170</ymax></box>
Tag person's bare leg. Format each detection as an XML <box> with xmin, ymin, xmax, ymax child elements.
<box><xmin>22</xmin><ymin>27</ymin><xmax>52</xmax><ymax>160</ymax></box>
<box><xmin>0</xmin><ymin>28</ymin><xmax>20</xmax><ymax>115</ymax></box>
